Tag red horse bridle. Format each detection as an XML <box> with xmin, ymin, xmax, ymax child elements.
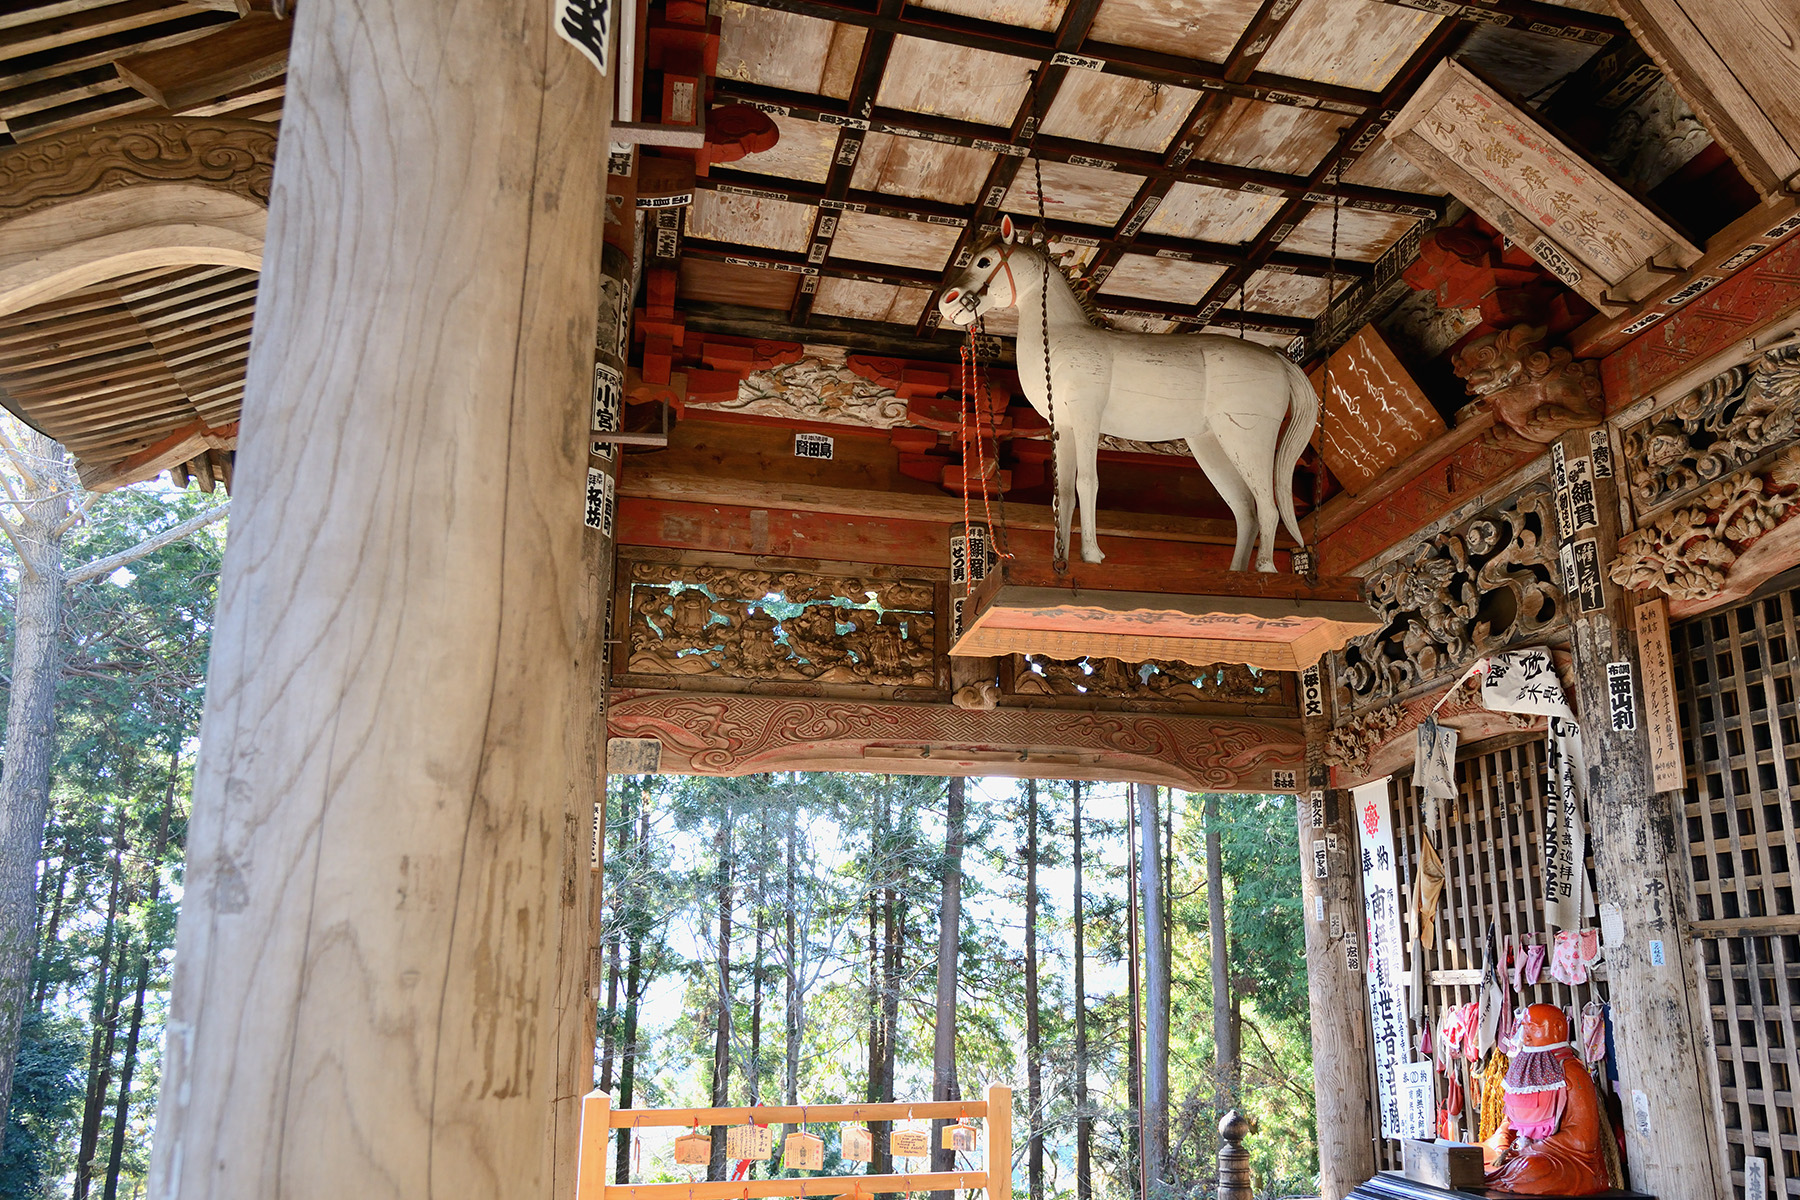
<box><xmin>942</xmin><ymin>237</ymin><xmax>1020</xmax><ymax>320</ymax></box>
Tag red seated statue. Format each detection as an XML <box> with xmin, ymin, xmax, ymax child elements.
<box><xmin>1481</xmin><ymin>1004</ymin><xmax>1611</xmax><ymax>1195</ymax></box>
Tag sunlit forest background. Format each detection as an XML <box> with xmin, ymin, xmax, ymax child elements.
<box><xmin>0</xmin><ymin>440</ymin><xmax>1318</xmax><ymax>1198</ymax></box>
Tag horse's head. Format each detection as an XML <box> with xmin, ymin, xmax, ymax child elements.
<box><xmin>938</xmin><ymin>214</ymin><xmax>1041</xmax><ymax>327</ymax></box>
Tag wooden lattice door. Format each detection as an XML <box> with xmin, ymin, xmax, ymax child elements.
<box><xmin>1675</xmin><ymin>573</ymin><xmax>1800</xmax><ymax>1200</ymax></box>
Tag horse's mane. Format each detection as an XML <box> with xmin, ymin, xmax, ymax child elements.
<box><xmin>979</xmin><ymin>230</ymin><xmax>1110</xmax><ymax>328</ymax></box>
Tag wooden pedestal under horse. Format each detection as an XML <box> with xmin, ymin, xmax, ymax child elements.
<box><xmin>939</xmin><ymin>216</ymin><xmax>1318</xmax><ymax>573</ymax></box>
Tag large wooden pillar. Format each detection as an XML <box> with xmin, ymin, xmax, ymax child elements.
<box><xmin>1298</xmin><ymin>698</ymin><xmax>1376</xmax><ymax>1199</ymax></box>
<box><xmin>146</xmin><ymin>2</ymin><xmax>612</xmax><ymax>1196</ymax></box>
<box><xmin>1557</xmin><ymin>429</ymin><xmax>1724</xmax><ymax>1200</ymax></box>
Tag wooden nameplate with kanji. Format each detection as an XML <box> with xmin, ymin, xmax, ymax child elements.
<box><xmin>948</xmin><ymin>560</ymin><xmax>1380</xmax><ymax>672</ymax></box>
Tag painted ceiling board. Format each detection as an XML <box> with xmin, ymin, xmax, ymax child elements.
<box><xmin>1259</xmin><ymin>0</ymin><xmax>1441</xmax><ymax>92</ymax></box>
<box><xmin>1202</xmin><ymin>324</ymin><xmax>1295</xmax><ymax>348</ymax></box>
<box><xmin>829</xmin><ymin>210</ymin><xmax>964</xmax><ymax>272</ymax></box>
<box><xmin>686</xmin><ymin>190</ymin><xmax>817</xmax><ymax>253</ymax></box>
<box><xmin>849</xmin><ymin>133</ymin><xmax>997</xmax><ymax>205</ymax></box>
<box><xmin>1040</xmin><ymin>71</ymin><xmax>1203</xmax><ymax>154</ymax></box>
<box><xmin>1280</xmin><ymin>206</ymin><xmax>1421</xmax><ymax>262</ymax></box>
<box><xmin>908</xmin><ymin>0</ymin><xmax>1069</xmax><ymax>31</ymax></box>
<box><xmin>1142</xmin><ymin>181</ymin><xmax>1284</xmax><ymax>244</ymax></box>
<box><xmin>876</xmin><ymin>36</ymin><xmax>1036</xmax><ymax>127</ymax></box>
<box><xmin>1098</xmin><ymin>253</ymin><xmax>1227</xmax><ymax>304</ymax></box>
<box><xmin>1087</xmin><ymin>0</ymin><xmax>1263</xmax><ymax>64</ymax></box>
<box><xmin>724</xmin><ymin>110</ymin><xmax>840</xmax><ymax>184</ymax></box>
<box><xmin>678</xmin><ymin>258</ymin><xmax>800</xmax><ymax>310</ymax></box>
<box><xmin>716</xmin><ymin>3</ymin><xmax>866</xmax><ymax>99</ymax></box>
<box><xmin>811</xmin><ymin>277</ymin><xmax>935</xmax><ymax>324</ymax></box>
<box><xmin>1001</xmin><ymin>159</ymin><xmax>1147</xmax><ymax>227</ymax></box>
<box><xmin>1195</xmin><ymin>96</ymin><xmax>1352</xmax><ymax>176</ymax></box>
<box><xmin>1241</xmin><ymin>268</ymin><xmax>1334</xmax><ymax>318</ymax></box>
<box><xmin>1340</xmin><ymin>143</ymin><xmax>1444</xmax><ymax>194</ymax></box>
<box><xmin>1305</xmin><ymin>323</ymin><xmax>1447</xmax><ymax>494</ymax></box>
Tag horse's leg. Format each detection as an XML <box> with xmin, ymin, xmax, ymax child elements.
<box><xmin>1215</xmin><ymin>414</ymin><xmax>1284</xmax><ymax>572</ymax></box>
<box><xmin>1188</xmin><ymin>432</ymin><xmax>1257</xmax><ymax>572</ymax></box>
<box><xmin>1073</xmin><ymin>411</ymin><xmax>1105</xmax><ymax>563</ymax></box>
<box><xmin>1050</xmin><ymin>426</ymin><xmax>1078</xmax><ymax>563</ymax></box>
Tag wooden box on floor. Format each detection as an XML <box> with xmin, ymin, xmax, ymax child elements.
<box><xmin>1401</xmin><ymin>1140</ymin><xmax>1485</xmax><ymax>1191</ymax></box>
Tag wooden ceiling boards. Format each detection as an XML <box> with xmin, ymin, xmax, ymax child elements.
<box><xmin>1194</xmin><ymin>96</ymin><xmax>1353</xmax><ymax>176</ymax></box>
<box><xmin>1260</xmin><ymin>0</ymin><xmax>1442</xmax><ymax>93</ymax></box>
<box><xmin>876</xmin><ymin>36</ymin><xmax>1036</xmax><ymax>126</ymax></box>
<box><xmin>829</xmin><ymin>210</ymin><xmax>964</xmax><ymax>272</ymax></box>
<box><xmin>1001</xmin><ymin>158</ymin><xmax>1146</xmax><ymax>228</ymax></box>
<box><xmin>1305</xmin><ymin>322</ymin><xmax>1446</xmax><ymax>494</ymax></box>
<box><xmin>1098</xmin><ymin>254</ymin><xmax>1229</xmax><ymax>305</ymax></box>
<box><xmin>685</xmin><ymin>189</ymin><xmax>816</xmax><ymax>254</ymax></box>
<box><xmin>728</xmin><ymin>112</ymin><xmax>840</xmax><ymax>184</ymax></box>
<box><xmin>715</xmin><ymin>2</ymin><xmax>865</xmax><ymax>98</ymax></box>
<box><xmin>908</xmin><ymin>0</ymin><xmax>1071</xmax><ymax>32</ymax></box>
<box><xmin>1039</xmin><ymin>70</ymin><xmax>1204</xmax><ymax>154</ymax></box>
<box><xmin>1086</xmin><ymin>0</ymin><xmax>1265</xmax><ymax>65</ymax></box>
<box><xmin>811</xmin><ymin>277</ymin><xmax>935</xmax><ymax>325</ymax></box>
<box><xmin>848</xmin><ymin>133</ymin><xmax>997</xmax><ymax>206</ymax></box>
<box><xmin>1282</xmin><ymin>207</ymin><xmax>1423</xmax><ymax>263</ymax></box>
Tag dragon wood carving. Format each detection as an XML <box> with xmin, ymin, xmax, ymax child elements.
<box><xmin>1621</xmin><ymin>343</ymin><xmax>1800</xmax><ymax>515</ymax></box>
<box><xmin>1451</xmin><ymin>324</ymin><xmax>1602</xmax><ymax>443</ymax></box>
<box><xmin>0</xmin><ymin>118</ymin><xmax>277</xmax><ymax>220</ymax></box>
<box><xmin>1336</xmin><ymin>482</ymin><xmax>1565</xmax><ymax>710</ymax></box>
<box><xmin>1012</xmin><ymin>654</ymin><xmax>1286</xmax><ymax>708</ymax></box>
<box><xmin>606</xmin><ymin>692</ymin><xmax>1302</xmax><ymax>790</ymax></box>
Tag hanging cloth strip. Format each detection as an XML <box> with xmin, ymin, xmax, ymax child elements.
<box><xmin>1477</xmin><ymin>924</ymin><xmax>1503</xmax><ymax>1056</ymax></box>
<box><xmin>1525</xmin><ymin>941</ymin><xmax>1547</xmax><ymax>986</ymax></box>
<box><xmin>1415</xmin><ymin>834</ymin><xmax>1446</xmax><ymax>950</ymax></box>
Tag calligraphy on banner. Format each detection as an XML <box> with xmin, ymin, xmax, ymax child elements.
<box><xmin>1354</xmin><ymin>776</ymin><xmax>1408</xmax><ymax>1138</ymax></box>
<box><xmin>1634</xmin><ymin>599</ymin><xmax>1686</xmax><ymax>791</ymax></box>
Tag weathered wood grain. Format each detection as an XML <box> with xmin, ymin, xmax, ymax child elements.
<box><xmin>829</xmin><ymin>210</ymin><xmax>963</xmax><ymax>272</ymax></box>
<box><xmin>875</xmin><ymin>35</ymin><xmax>1035</xmax><ymax>127</ymax></box>
<box><xmin>1260</xmin><ymin>0</ymin><xmax>1441</xmax><ymax>92</ymax></box>
<box><xmin>678</xmin><ymin>256</ymin><xmax>801</xmax><ymax>310</ymax></box>
<box><xmin>1096</xmin><ymin>253</ymin><xmax>1226</xmax><ymax>304</ymax></box>
<box><xmin>848</xmin><ymin>132</ymin><xmax>996</xmax><ymax>205</ymax></box>
<box><xmin>144</xmin><ymin>0</ymin><xmax>610</xmax><ymax>1195</ymax></box>
<box><xmin>810</xmin><ymin>276</ymin><xmax>933</xmax><ymax>324</ymax></box>
<box><xmin>1000</xmin><ymin>158</ymin><xmax>1145</xmax><ymax>228</ymax></box>
<box><xmin>725</xmin><ymin>111</ymin><xmax>839</xmax><ymax>184</ymax></box>
<box><xmin>1087</xmin><ymin>0</ymin><xmax>1261</xmax><ymax>64</ymax></box>
<box><xmin>685</xmin><ymin>189</ymin><xmax>816</xmax><ymax>254</ymax></box>
<box><xmin>1039</xmin><ymin>70</ymin><xmax>1202</xmax><ymax>155</ymax></box>
<box><xmin>1195</xmin><ymin>96</ymin><xmax>1351</xmax><ymax>176</ymax></box>
<box><xmin>1281</xmin><ymin>207</ymin><xmax>1420</xmax><ymax>263</ymax></box>
<box><xmin>716</xmin><ymin>2</ymin><xmax>866</xmax><ymax>99</ymax></box>
<box><xmin>1142</xmin><ymin>181</ymin><xmax>1284</xmax><ymax>246</ymax></box>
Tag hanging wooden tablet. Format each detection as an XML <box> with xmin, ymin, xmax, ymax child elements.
<box><xmin>841</xmin><ymin>1125</ymin><xmax>873</xmax><ymax>1163</ymax></box>
<box><xmin>890</xmin><ymin>1128</ymin><xmax>929</xmax><ymax>1159</ymax></box>
<box><xmin>942</xmin><ymin>1121</ymin><xmax>980</xmax><ymax>1152</ymax></box>
<box><xmin>725</xmin><ymin>1124</ymin><xmax>773</xmax><ymax>1161</ymax></box>
<box><xmin>673</xmin><ymin>1130</ymin><xmax>711</xmax><ymax>1165</ymax></box>
<box><xmin>782</xmin><ymin>1130</ymin><xmax>824</xmax><ymax>1171</ymax></box>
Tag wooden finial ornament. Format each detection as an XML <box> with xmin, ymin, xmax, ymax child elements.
<box><xmin>841</xmin><ymin>1124</ymin><xmax>873</xmax><ymax>1163</ymax></box>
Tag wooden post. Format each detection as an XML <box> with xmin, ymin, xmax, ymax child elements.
<box><xmin>1555</xmin><ymin>428</ymin><xmax>1725</xmax><ymax>1200</ymax></box>
<box><xmin>144</xmin><ymin>1</ymin><xmax>613</xmax><ymax>1197</ymax></box>
<box><xmin>985</xmin><ymin>1083</ymin><xmax>1012</xmax><ymax>1200</ymax></box>
<box><xmin>1298</xmin><ymin>692</ymin><xmax>1377</xmax><ymax>1199</ymax></box>
<box><xmin>578</xmin><ymin>1093</ymin><xmax>612</xmax><ymax>1200</ymax></box>
<box><xmin>1216</xmin><ymin>1110</ymin><xmax>1254</xmax><ymax>1200</ymax></box>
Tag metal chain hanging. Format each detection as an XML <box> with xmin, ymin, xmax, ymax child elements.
<box><xmin>1033</xmin><ymin>155</ymin><xmax>1067</xmax><ymax>574</ymax></box>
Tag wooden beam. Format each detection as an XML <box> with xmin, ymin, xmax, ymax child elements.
<box><xmin>114</xmin><ymin>13</ymin><xmax>292</xmax><ymax>112</ymax></box>
<box><xmin>74</xmin><ymin>417</ymin><xmax>212</xmax><ymax>492</ymax></box>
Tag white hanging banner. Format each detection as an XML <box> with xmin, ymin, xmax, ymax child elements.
<box><xmin>1353</xmin><ymin>776</ymin><xmax>1408</xmax><ymax>1138</ymax></box>
<box><xmin>1414</xmin><ymin>717</ymin><xmax>1458</xmax><ymax>801</ymax></box>
<box><xmin>1479</xmin><ymin>646</ymin><xmax>1574</xmax><ymax>718</ymax></box>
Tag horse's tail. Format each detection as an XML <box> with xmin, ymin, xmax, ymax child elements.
<box><xmin>1275</xmin><ymin>356</ymin><xmax>1318</xmax><ymax>548</ymax></box>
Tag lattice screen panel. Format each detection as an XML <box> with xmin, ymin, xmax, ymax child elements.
<box><xmin>1383</xmin><ymin>737</ymin><xmax>1608</xmax><ymax>1166</ymax></box>
<box><xmin>1674</xmin><ymin>572</ymin><xmax>1800</xmax><ymax>1200</ymax></box>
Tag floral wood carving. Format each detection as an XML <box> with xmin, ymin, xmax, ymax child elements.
<box><xmin>1336</xmin><ymin>482</ymin><xmax>1564</xmax><ymax>710</ymax></box>
<box><xmin>688</xmin><ymin>347</ymin><xmax>909</xmax><ymax>427</ymax></box>
<box><xmin>1450</xmin><ymin>324</ymin><xmax>1601</xmax><ymax>443</ymax></box>
<box><xmin>0</xmin><ymin>119</ymin><xmax>277</xmax><ymax>221</ymax></box>
<box><xmin>606</xmin><ymin>691</ymin><xmax>1302</xmax><ymax>791</ymax></box>
<box><xmin>1011</xmin><ymin>654</ymin><xmax>1285</xmax><ymax>707</ymax></box>
<box><xmin>1610</xmin><ymin>444</ymin><xmax>1800</xmax><ymax>601</ymax></box>
<box><xmin>1621</xmin><ymin>343</ymin><xmax>1800</xmax><ymax>515</ymax></box>
<box><xmin>1323</xmin><ymin>704</ymin><xmax>1405</xmax><ymax>776</ymax></box>
<box><xmin>623</xmin><ymin>560</ymin><xmax>936</xmax><ymax>687</ymax></box>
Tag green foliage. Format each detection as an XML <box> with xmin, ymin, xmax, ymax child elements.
<box><xmin>0</xmin><ymin>1013</ymin><xmax>84</xmax><ymax>1197</ymax></box>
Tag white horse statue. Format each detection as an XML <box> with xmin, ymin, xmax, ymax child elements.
<box><xmin>938</xmin><ymin>215</ymin><xmax>1319</xmax><ymax>572</ymax></box>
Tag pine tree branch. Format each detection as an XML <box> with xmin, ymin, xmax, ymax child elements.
<box><xmin>0</xmin><ymin>512</ymin><xmax>41</xmax><ymax>580</ymax></box>
<box><xmin>65</xmin><ymin>502</ymin><xmax>230</xmax><ymax>585</ymax></box>
<box><xmin>0</xmin><ymin>424</ymin><xmax>43</xmax><ymax>493</ymax></box>
<box><xmin>52</xmin><ymin>494</ymin><xmax>95</xmax><ymax>538</ymax></box>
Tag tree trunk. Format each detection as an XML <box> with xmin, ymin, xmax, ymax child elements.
<box><xmin>749</xmin><ymin>891</ymin><xmax>765</xmax><ymax>1106</ymax></box>
<box><xmin>0</xmin><ymin>431</ymin><xmax>71</xmax><ymax>1139</ymax></box>
<box><xmin>73</xmin><ymin>820</ymin><xmax>128</xmax><ymax>1200</ymax></box>
<box><xmin>784</xmin><ymin>816</ymin><xmax>801</xmax><ymax>1158</ymax></box>
<box><xmin>103</xmin><ymin>749</ymin><xmax>178</xmax><ymax>1200</ymax></box>
<box><xmin>868</xmin><ymin>786</ymin><xmax>891</xmax><ymax>1181</ymax></box>
<box><xmin>709</xmin><ymin>827</ymin><xmax>734</xmax><ymax>1182</ymax></box>
<box><xmin>32</xmin><ymin>849</ymin><xmax>67</xmax><ymax>1013</ymax></box>
<box><xmin>931</xmin><ymin>778</ymin><xmax>966</xmax><ymax>1198</ymax></box>
<box><xmin>1126</xmin><ymin>785</ymin><xmax>1142</xmax><ymax>1189</ymax></box>
<box><xmin>1206</xmin><ymin>792</ymin><xmax>1238</xmax><ymax>1112</ymax></box>
<box><xmin>1025</xmin><ymin>780</ymin><xmax>1043</xmax><ymax>1200</ymax></box>
<box><xmin>598</xmin><ymin>820</ymin><xmax>628</xmax><ymax>1095</ymax></box>
<box><xmin>1072</xmin><ymin>781</ymin><xmax>1091</xmax><ymax>1200</ymax></box>
<box><xmin>614</xmin><ymin>804</ymin><xmax>648</xmax><ymax>1185</ymax></box>
<box><xmin>1138</xmin><ymin>782</ymin><xmax>1169</xmax><ymax>1193</ymax></box>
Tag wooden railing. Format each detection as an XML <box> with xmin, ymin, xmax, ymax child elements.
<box><xmin>576</xmin><ymin>1086</ymin><xmax>1013</xmax><ymax>1200</ymax></box>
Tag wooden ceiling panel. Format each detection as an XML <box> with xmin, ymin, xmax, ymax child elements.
<box><xmin>685</xmin><ymin>190</ymin><xmax>816</xmax><ymax>254</ymax></box>
<box><xmin>1280</xmin><ymin>206</ymin><xmax>1422</xmax><ymax>262</ymax></box>
<box><xmin>848</xmin><ymin>132</ymin><xmax>997</xmax><ymax>205</ymax></box>
<box><xmin>1340</xmin><ymin>142</ymin><xmax>1444</xmax><ymax>194</ymax></box>
<box><xmin>829</xmin><ymin>211</ymin><xmax>963</xmax><ymax>272</ymax></box>
<box><xmin>715</xmin><ymin>2</ymin><xmax>865</xmax><ymax>99</ymax></box>
<box><xmin>1259</xmin><ymin>0</ymin><xmax>1441</xmax><ymax>92</ymax></box>
<box><xmin>677</xmin><ymin>257</ymin><xmax>799</xmax><ymax>310</ymax></box>
<box><xmin>1194</xmin><ymin>97</ymin><xmax>1352</xmax><ymax>176</ymax></box>
<box><xmin>725</xmin><ymin>110</ymin><xmax>841</xmax><ymax>184</ymax></box>
<box><xmin>1201</xmin><ymin>324</ymin><xmax>1295</xmax><ymax>348</ymax></box>
<box><xmin>1455</xmin><ymin>24</ymin><xmax>1602</xmax><ymax>101</ymax></box>
<box><xmin>1087</xmin><ymin>0</ymin><xmax>1263</xmax><ymax>65</ymax></box>
<box><xmin>810</xmin><ymin>277</ymin><xmax>934</xmax><ymax>325</ymax></box>
<box><xmin>1001</xmin><ymin>159</ymin><xmax>1146</xmax><ymax>227</ymax></box>
<box><xmin>1109</xmin><ymin>314</ymin><xmax>1182</xmax><ymax>334</ymax></box>
<box><xmin>1098</xmin><ymin>254</ymin><xmax>1227</xmax><ymax>304</ymax></box>
<box><xmin>1241</xmin><ymin>269</ymin><xmax>1334</xmax><ymax>318</ymax></box>
<box><xmin>1040</xmin><ymin>71</ymin><xmax>1203</xmax><ymax>154</ymax></box>
<box><xmin>875</xmin><ymin>36</ymin><xmax>1035</xmax><ymax>127</ymax></box>
<box><xmin>908</xmin><ymin>0</ymin><xmax>1070</xmax><ymax>30</ymax></box>
<box><xmin>1142</xmin><ymin>181</ymin><xmax>1284</xmax><ymax>245</ymax></box>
